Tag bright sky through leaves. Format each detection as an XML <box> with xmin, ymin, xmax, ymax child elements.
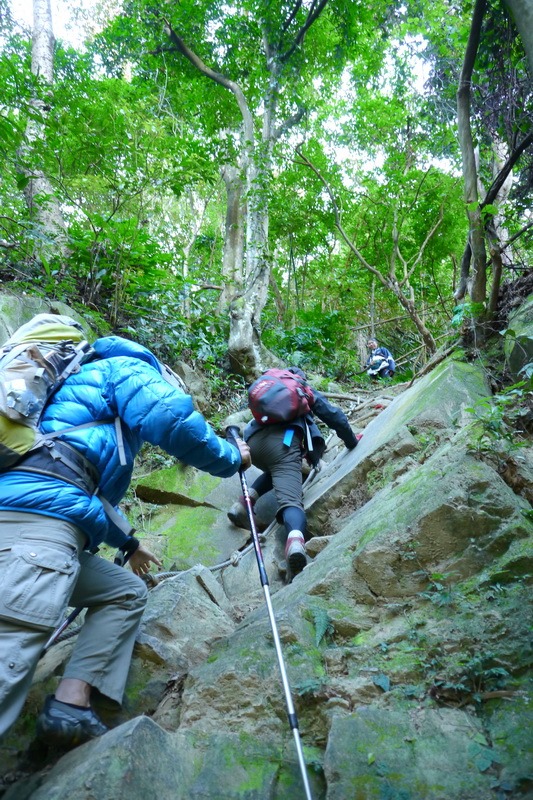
<box><xmin>12</xmin><ymin>0</ymin><xmax>113</xmax><ymax>48</ymax></box>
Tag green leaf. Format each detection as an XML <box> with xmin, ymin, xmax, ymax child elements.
<box><xmin>474</xmin><ymin>751</ymin><xmax>494</xmax><ymax>772</ymax></box>
<box><xmin>373</xmin><ymin>674</ymin><xmax>391</xmax><ymax>692</ymax></box>
<box><xmin>311</xmin><ymin>607</ymin><xmax>334</xmax><ymax>646</ymax></box>
<box><xmin>16</xmin><ymin>174</ymin><xmax>31</xmax><ymax>190</ymax></box>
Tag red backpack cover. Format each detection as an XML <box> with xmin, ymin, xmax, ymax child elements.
<box><xmin>248</xmin><ymin>369</ymin><xmax>314</xmax><ymax>425</ymax></box>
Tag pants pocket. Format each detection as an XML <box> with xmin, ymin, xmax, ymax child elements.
<box><xmin>0</xmin><ymin>543</ymin><xmax>80</xmax><ymax>631</ymax></box>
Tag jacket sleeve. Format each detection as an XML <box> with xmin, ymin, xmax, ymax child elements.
<box><xmin>377</xmin><ymin>347</ymin><xmax>395</xmax><ymax>371</ymax></box>
<box><xmin>110</xmin><ymin>358</ymin><xmax>242</xmax><ymax>478</ymax></box>
<box><xmin>311</xmin><ymin>391</ymin><xmax>358</xmax><ymax>449</ymax></box>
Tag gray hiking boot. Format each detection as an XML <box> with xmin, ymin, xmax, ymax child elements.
<box><xmin>285</xmin><ymin>532</ymin><xmax>307</xmax><ymax>576</ymax></box>
<box><xmin>227</xmin><ymin>497</ymin><xmax>267</xmax><ymax>532</ymax></box>
<box><xmin>36</xmin><ymin>695</ymin><xmax>108</xmax><ymax>747</ymax></box>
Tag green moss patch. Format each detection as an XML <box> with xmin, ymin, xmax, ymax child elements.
<box><xmin>134</xmin><ymin>463</ymin><xmax>220</xmax><ymax>505</ymax></box>
<box><xmin>151</xmin><ymin>504</ymin><xmax>221</xmax><ymax>568</ymax></box>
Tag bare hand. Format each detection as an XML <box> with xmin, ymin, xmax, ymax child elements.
<box><xmin>128</xmin><ymin>544</ymin><xmax>163</xmax><ymax>576</ymax></box>
<box><xmin>236</xmin><ymin>437</ymin><xmax>252</xmax><ymax>470</ymax></box>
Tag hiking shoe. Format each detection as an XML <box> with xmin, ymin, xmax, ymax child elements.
<box><xmin>36</xmin><ymin>695</ymin><xmax>108</xmax><ymax>747</ymax></box>
<box><xmin>285</xmin><ymin>533</ymin><xmax>307</xmax><ymax>576</ymax></box>
<box><xmin>227</xmin><ymin>498</ymin><xmax>267</xmax><ymax>532</ymax></box>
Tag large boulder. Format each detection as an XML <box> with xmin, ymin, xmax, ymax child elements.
<box><xmin>2</xmin><ymin>352</ymin><xmax>531</xmax><ymax>800</ymax></box>
<box><xmin>0</xmin><ymin>292</ymin><xmax>96</xmax><ymax>346</ymax></box>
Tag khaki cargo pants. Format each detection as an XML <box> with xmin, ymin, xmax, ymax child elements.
<box><xmin>0</xmin><ymin>511</ymin><xmax>148</xmax><ymax>738</ymax></box>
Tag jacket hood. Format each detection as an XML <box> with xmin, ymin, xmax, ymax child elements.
<box><xmin>92</xmin><ymin>336</ymin><xmax>162</xmax><ymax>372</ymax></box>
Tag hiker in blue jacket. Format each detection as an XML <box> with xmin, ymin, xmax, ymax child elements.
<box><xmin>0</xmin><ymin>335</ymin><xmax>250</xmax><ymax>745</ymax></box>
<box><xmin>365</xmin><ymin>338</ymin><xmax>396</xmax><ymax>379</ymax></box>
<box><xmin>227</xmin><ymin>368</ymin><xmax>358</xmax><ymax>578</ymax></box>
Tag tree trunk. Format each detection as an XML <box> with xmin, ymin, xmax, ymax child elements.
<box><xmin>163</xmin><ymin>6</ymin><xmax>327</xmax><ymax>381</ymax></box>
<box><xmin>218</xmin><ymin>165</ymin><xmax>244</xmax><ymax>314</ymax></box>
<box><xmin>503</xmin><ymin>0</ymin><xmax>533</xmax><ymax>75</ymax></box>
<box><xmin>486</xmin><ymin>141</ymin><xmax>514</xmax><ymax>316</ymax></box>
<box><xmin>456</xmin><ymin>0</ymin><xmax>488</xmax><ymax>309</ymax></box>
<box><xmin>162</xmin><ymin>24</ymin><xmax>272</xmax><ymax>380</ymax></box>
<box><xmin>19</xmin><ymin>0</ymin><xmax>68</xmax><ymax>264</ymax></box>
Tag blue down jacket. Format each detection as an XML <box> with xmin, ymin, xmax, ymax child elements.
<box><xmin>0</xmin><ymin>336</ymin><xmax>241</xmax><ymax>549</ymax></box>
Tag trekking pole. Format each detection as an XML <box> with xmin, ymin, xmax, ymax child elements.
<box><xmin>226</xmin><ymin>426</ymin><xmax>314</xmax><ymax>800</ymax></box>
<box><xmin>41</xmin><ymin>606</ymin><xmax>84</xmax><ymax>656</ymax></box>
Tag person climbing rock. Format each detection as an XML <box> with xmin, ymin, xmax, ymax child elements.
<box><xmin>0</xmin><ymin>331</ymin><xmax>250</xmax><ymax>746</ymax></box>
<box><xmin>227</xmin><ymin>367</ymin><xmax>358</xmax><ymax>578</ymax></box>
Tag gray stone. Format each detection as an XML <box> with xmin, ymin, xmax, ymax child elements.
<box><xmin>172</xmin><ymin>360</ymin><xmax>212</xmax><ymax>413</ymax></box>
<box><xmin>0</xmin><ymin>291</ymin><xmax>97</xmax><ymax>346</ymax></box>
<box><xmin>2</xmin><ymin>717</ymin><xmax>191</xmax><ymax>800</ymax></box>
<box><xmin>136</xmin><ymin>569</ymin><xmax>236</xmax><ymax>672</ymax></box>
<box><xmin>504</xmin><ymin>293</ymin><xmax>533</xmax><ymax>379</ymax></box>
<box><xmin>2</xmin><ymin>298</ymin><xmax>532</xmax><ymax>800</ymax></box>
<box><xmin>323</xmin><ymin>707</ymin><xmax>495</xmax><ymax>799</ymax></box>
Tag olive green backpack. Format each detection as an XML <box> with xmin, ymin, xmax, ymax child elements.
<box><xmin>0</xmin><ymin>314</ymin><xmax>93</xmax><ymax>469</ymax></box>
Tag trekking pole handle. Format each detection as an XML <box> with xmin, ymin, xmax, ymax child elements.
<box><xmin>226</xmin><ymin>425</ymin><xmax>249</xmax><ymax>471</ymax></box>
<box><xmin>225</xmin><ymin>425</ymin><xmax>241</xmax><ymax>449</ymax></box>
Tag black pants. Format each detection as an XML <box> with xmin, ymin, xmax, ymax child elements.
<box><xmin>247</xmin><ymin>426</ymin><xmax>306</xmax><ymax>534</ymax></box>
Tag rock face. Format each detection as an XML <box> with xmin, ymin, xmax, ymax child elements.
<box><xmin>0</xmin><ymin>292</ymin><xmax>95</xmax><ymax>343</ymax></box>
<box><xmin>0</xmin><ymin>308</ymin><xmax>532</xmax><ymax>799</ymax></box>
<box><xmin>504</xmin><ymin>293</ymin><xmax>533</xmax><ymax>379</ymax></box>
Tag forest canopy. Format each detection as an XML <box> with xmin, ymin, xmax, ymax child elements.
<box><xmin>0</xmin><ymin>0</ymin><xmax>531</xmax><ymax>383</ymax></box>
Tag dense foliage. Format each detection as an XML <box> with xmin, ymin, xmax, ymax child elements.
<box><xmin>0</xmin><ymin>0</ymin><xmax>531</xmax><ymax>384</ymax></box>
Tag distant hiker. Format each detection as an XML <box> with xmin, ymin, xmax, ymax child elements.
<box><xmin>365</xmin><ymin>338</ymin><xmax>396</xmax><ymax>379</ymax></box>
<box><xmin>0</xmin><ymin>329</ymin><xmax>250</xmax><ymax>746</ymax></box>
<box><xmin>227</xmin><ymin>367</ymin><xmax>358</xmax><ymax>578</ymax></box>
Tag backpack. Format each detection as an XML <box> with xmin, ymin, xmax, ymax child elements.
<box><xmin>248</xmin><ymin>368</ymin><xmax>314</xmax><ymax>425</ymax></box>
<box><xmin>366</xmin><ymin>355</ymin><xmax>389</xmax><ymax>377</ymax></box>
<box><xmin>0</xmin><ymin>314</ymin><xmax>94</xmax><ymax>469</ymax></box>
<box><xmin>0</xmin><ymin>316</ymin><xmax>186</xmax><ymax>537</ymax></box>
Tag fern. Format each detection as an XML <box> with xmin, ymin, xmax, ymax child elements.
<box><xmin>312</xmin><ymin>607</ymin><xmax>334</xmax><ymax>646</ymax></box>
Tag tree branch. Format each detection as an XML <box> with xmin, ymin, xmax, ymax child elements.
<box><xmin>190</xmin><ymin>284</ymin><xmax>223</xmax><ymax>293</ymax></box>
<box><xmin>502</xmin><ymin>219</ymin><xmax>533</xmax><ymax>250</ymax></box>
<box><xmin>407</xmin><ymin>205</ymin><xmax>444</xmax><ymax>281</ymax></box>
<box><xmin>162</xmin><ymin>20</ymin><xmax>254</xmax><ymax>140</ymax></box>
<box><xmin>281</xmin><ymin>0</ymin><xmax>303</xmax><ymax>35</ymax></box>
<box><xmin>482</xmin><ymin>130</ymin><xmax>533</xmax><ymax>208</ymax></box>
<box><xmin>273</xmin><ymin>106</ymin><xmax>306</xmax><ymax>141</ymax></box>
<box><xmin>295</xmin><ymin>147</ymin><xmax>384</xmax><ymax>281</ymax></box>
<box><xmin>350</xmin><ymin>314</ymin><xmax>412</xmax><ymax>332</ymax></box>
<box><xmin>280</xmin><ymin>0</ymin><xmax>329</xmax><ymax>63</ymax></box>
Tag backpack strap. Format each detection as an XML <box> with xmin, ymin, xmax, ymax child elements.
<box><xmin>303</xmin><ymin>418</ymin><xmax>314</xmax><ymax>455</ymax></box>
<box><xmin>160</xmin><ymin>363</ymin><xmax>187</xmax><ymax>392</ymax></box>
<box><xmin>10</xmin><ymin>439</ymin><xmax>100</xmax><ymax>490</ymax></box>
<box><xmin>54</xmin><ymin>341</ymin><xmax>93</xmax><ymax>382</ymax></box>
<box><xmin>114</xmin><ymin>417</ymin><xmax>126</xmax><ymax>465</ymax></box>
<box><xmin>8</xmin><ymin>434</ymin><xmax>133</xmax><ymax>535</ymax></box>
<box><xmin>97</xmin><ymin>493</ymin><xmax>133</xmax><ymax>535</ymax></box>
